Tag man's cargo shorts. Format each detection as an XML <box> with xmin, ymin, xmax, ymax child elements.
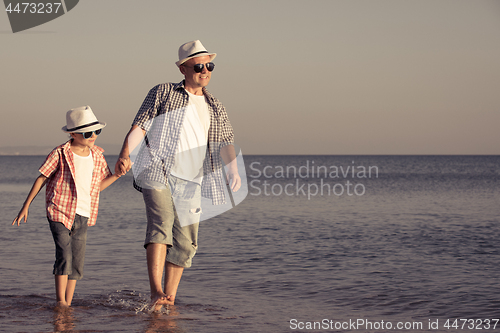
<box><xmin>142</xmin><ymin>176</ymin><xmax>202</xmax><ymax>268</ymax></box>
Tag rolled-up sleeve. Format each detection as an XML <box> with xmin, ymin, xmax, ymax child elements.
<box><xmin>133</xmin><ymin>84</ymin><xmax>163</xmax><ymax>132</ymax></box>
<box><xmin>39</xmin><ymin>148</ymin><xmax>60</xmax><ymax>178</ymax></box>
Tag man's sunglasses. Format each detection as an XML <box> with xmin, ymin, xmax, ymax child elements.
<box><xmin>184</xmin><ymin>62</ymin><xmax>215</xmax><ymax>73</ymax></box>
<box><xmin>81</xmin><ymin>129</ymin><xmax>102</xmax><ymax>139</ymax></box>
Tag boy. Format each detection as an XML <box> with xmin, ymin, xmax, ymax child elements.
<box><xmin>12</xmin><ymin>106</ymin><xmax>123</xmax><ymax>308</ymax></box>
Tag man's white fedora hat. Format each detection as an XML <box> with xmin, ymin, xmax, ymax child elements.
<box><xmin>175</xmin><ymin>40</ymin><xmax>216</xmax><ymax>67</ymax></box>
<box><xmin>62</xmin><ymin>105</ymin><xmax>106</xmax><ymax>133</ymax></box>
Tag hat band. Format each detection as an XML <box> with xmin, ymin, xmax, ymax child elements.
<box><xmin>66</xmin><ymin>121</ymin><xmax>100</xmax><ymax>132</ymax></box>
<box><xmin>187</xmin><ymin>50</ymin><xmax>208</xmax><ymax>58</ymax></box>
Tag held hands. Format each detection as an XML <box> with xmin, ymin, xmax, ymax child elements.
<box><xmin>115</xmin><ymin>157</ymin><xmax>132</xmax><ymax>176</ymax></box>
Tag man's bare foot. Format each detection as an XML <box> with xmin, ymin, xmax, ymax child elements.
<box><xmin>166</xmin><ymin>295</ymin><xmax>176</xmax><ymax>304</ymax></box>
<box><xmin>150</xmin><ymin>292</ymin><xmax>173</xmax><ymax>312</ymax></box>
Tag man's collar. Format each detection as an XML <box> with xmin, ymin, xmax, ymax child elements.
<box><xmin>174</xmin><ymin>80</ymin><xmax>186</xmax><ymax>91</ymax></box>
<box><xmin>176</xmin><ymin>80</ymin><xmax>215</xmax><ymax>102</ymax></box>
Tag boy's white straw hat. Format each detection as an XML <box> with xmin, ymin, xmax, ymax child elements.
<box><xmin>62</xmin><ymin>105</ymin><xmax>106</xmax><ymax>133</ymax></box>
<box><xmin>175</xmin><ymin>40</ymin><xmax>216</xmax><ymax>67</ymax></box>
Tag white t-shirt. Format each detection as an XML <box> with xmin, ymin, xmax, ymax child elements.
<box><xmin>73</xmin><ymin>151</ymin><xmax>94</xmax><ymax>218</ymax></box>
<box><xmin>170</xmin><ymin>90</ymin><xmax>210</xmax><ymax>183</ymax></box>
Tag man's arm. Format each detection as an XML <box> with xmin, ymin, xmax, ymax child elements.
<box><xmin>115</xmin><ymin>124</ymin><xmax>146</xmax><ymax>175</ymax></box>
<box><xmin>220</xmin><ymin>144</ymin><xmax>241</xmax><ymax>192</ymax></box>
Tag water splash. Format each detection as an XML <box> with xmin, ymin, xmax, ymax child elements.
<box><xmin>103</xmin><ymin>290</ymin><xmax>170</xmax><ymax>314</ymax></box>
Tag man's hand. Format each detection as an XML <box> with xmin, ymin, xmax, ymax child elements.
<box><xmin>226</xmin><ymin>170</ymin><xmax>241</xmax><ymax>192</ymax></box>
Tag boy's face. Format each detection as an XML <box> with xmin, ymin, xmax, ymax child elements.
<box><xmin>70</xmin><ymin>131</ymin><xmax>98</xmax><ymax>149</ymax></box>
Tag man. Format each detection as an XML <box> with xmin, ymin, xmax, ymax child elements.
<box><xmin>116</xmin><ymin>40</ymin><xmax>240</xmax><ymax>308</ymax></box>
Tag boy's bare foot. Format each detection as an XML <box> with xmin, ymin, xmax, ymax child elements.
<box><xmin>55</xmin><ymin>301</ymin><xmax>69</xmax><ymax>308</ymax></box>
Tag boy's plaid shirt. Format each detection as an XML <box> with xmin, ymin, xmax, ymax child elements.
<box><xmin>39</xmin><ymin>140</ymin><xmax>112</xmax><ymax>230</ymax></box>
<box><xmin>131</xmin><ymin>81</ymin><xmax>234</xmax><ymax>205</ymax></box>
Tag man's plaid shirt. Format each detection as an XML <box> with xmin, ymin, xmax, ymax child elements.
<box><xmin>131</xmin><ymin>81</ymin><xmax>234</xmax><ymax>205</ymax></box>
<box><xmin>39</xmin><ymin>140</ymin><xmax>112</xmax><ymax>230</ymax></box>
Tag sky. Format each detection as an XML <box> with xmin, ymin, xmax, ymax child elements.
<box><xmin>1</xmin><ymin>0</ymin><xmax>499</xmax><ymax>155</ymax></box>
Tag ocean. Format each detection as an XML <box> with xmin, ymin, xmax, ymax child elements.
<box><xmin>0</xmin><ymin>155</ymin><xmax>499</xmax><ymax>333</ymax></box>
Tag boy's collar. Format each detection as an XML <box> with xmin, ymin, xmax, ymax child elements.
<box><xmin>62</xmin><ymin>139</ymin><xmax>104</xmax><ymax>154</ymax></box>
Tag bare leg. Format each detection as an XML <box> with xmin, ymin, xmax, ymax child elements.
<box><xmin>66</xmin><ymin>279</ymin><xmax>77</xmax><ymax>306</ymax></box>
<box><xmin>55</xmin><ymin>275</ymin><xmax>78</xmax><ymax>307</ymax></box>
<box><xmin>164</xmin><ymin>262</ymin><xmax>184</xmax><ymax>304</ymax></box>
<box><xmin>55</xmin><ymin>275</ymin><xmax>69</xmax><ymax>307</ymax></box>
<box><xmin>146</xmin><ymin>243</ymin><xmax>170</xmax><ymax>308</ymax></box>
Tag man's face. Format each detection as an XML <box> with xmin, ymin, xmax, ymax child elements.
<box><xmin>181</xmin><ymin>55</ymin><xmax>212</xmax><ymax>90</ymax></box>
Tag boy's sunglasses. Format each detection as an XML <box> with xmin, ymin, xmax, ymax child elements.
<box><xmin>81</xmin><ymin>129</ymin><xmax>102</xmax><ymax>139</ymax></box>
<box><xmin>184</xmin><ymin>62</ymin><xmax>215</xmax><ymax>73</ymax></box>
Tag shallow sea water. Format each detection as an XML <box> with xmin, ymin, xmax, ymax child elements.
<box><xmin>1</xmin><ymin>155</ymin><xmax>499</xmax><ymax>332</ymax></box>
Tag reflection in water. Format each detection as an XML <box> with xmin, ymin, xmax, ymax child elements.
<box><xmin>145</xmin><ymin>305</ymin><xmax>184</xmax><ymax>333</ymax></box>
<box><xmin>52</xmin><ymin>306</ymin><xmax>75</xmax><ymax>332</ymax></box>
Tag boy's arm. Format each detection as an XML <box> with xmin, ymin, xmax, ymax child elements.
<box><xmin>100</xmin><ymin>173</ymin><xmax>121</xmax><ymax>192</ymax></box>
<box><xmin>12</xmin><ymin>174</ymin><xmax>48</xmax><ymax>226</ymax></box>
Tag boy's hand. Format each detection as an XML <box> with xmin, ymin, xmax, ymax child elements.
<box><xmin>114</xmin><ymin>166</ymin><xmax>124</xmax><ymax>177</ymax></box>
<box><xmin>12</xmin><ymin>207</ymin><xmax>29</xmax><ymax>226</ymax></box>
